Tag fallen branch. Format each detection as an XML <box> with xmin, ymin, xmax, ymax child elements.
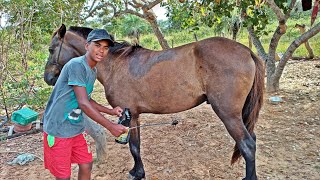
<box><xmin>0</xmin><ymin>128</ymin><xmax>43</xmax><ymax>141</ymax></box>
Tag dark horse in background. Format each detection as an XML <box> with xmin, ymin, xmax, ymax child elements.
<box><xmin>44</xmin><ymin>24</ymin><xmax>264</xmax><ymax>180</ymax></box>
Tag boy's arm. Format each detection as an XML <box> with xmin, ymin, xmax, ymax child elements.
<box><xmin>73</xmin><ymin>86</ymin><xmax>127</xmax><ymax>137</ymax></box>
<box><xmin>89</xmin><ymin>99</ymin><xmax>122</xmax><ymax>117</ymax></box>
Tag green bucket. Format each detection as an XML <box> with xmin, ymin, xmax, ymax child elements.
<box><xmin>11</xmin><ymin>107</ymin><xmax>39</xmax><ymax>126</ymax></box>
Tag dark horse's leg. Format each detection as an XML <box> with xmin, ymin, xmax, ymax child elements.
<box><xmin>128</xmin><ymin>115</ymin><xmax>145</xmax><ymax>179</ymax></box>
<box><xmin>217</xmin><ymin>112</ymin><xmax>257</xmax><ymax>180</ymax></box>
<box><xmin>209</xmin><ymin>99</ymin><xmax>257</xmax><ymax>180</ymax></box>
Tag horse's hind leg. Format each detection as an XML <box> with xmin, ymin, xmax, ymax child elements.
<box><xmin>237</xmin><ymin>131</ymin><xmax>257</xmax><ymax>180</ymax></box>
<box><xmin>209</xmin><ymin>99</ymin><xmax>257</xmax><ymax>180</ymax></box>
<box><xmin>83</xmin><ymin>114</ymin><xmax>108</xmax><ymax>162</ymax></box>
<box><xmin>128</xmin><ymin>115</ymin><xmax>145</xmax><ymax>180</ymax></box>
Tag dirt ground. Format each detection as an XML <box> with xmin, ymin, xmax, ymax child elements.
<box><xmin>0</xmin><ymin>59</ymin><xmax>319</xmax><ymax>180</ymax></box>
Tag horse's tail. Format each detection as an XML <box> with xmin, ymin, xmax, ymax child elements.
<box><xmin>231</xmin><ymin>52</ymin><xmax>265</xmax><ymax>164</ymax></box>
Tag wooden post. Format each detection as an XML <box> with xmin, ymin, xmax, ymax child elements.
<box><xmin>193</xmin><ymin>33</ymin><xmax>198</xmax><ymax>41</ymax></box>
<box><xmin>248</xmin><ymin>35</ymin><xmax>252</xmax><ymax>50</ymax></box>
<box><xmin>295</xmin><ymin>24</ymin><xmax>314</xmax><ymax>59</ymax></box>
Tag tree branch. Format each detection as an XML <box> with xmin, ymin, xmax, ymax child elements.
<box><xmin>83</xmin><ymin>3</ymin><xmax>105</xmax><ymax>20</ymax></box>
<box><xmin>83</xmin><ymin>2</ymin><xmax>119</xmax><ymax>20</ymax></box>
<box><xmin>131</xmin><ymin>0</ymin><xmax>163</xmax><ymax>12</ymax></box>
<box><xmin>87</xmin><ymin>0</ymin><xmax>98</xmax><ymax>15</ymax></box>
<box><xmin>247</xmin><ymin>26</ymin><xmax>268</xmax><ymax>61</ymax></box>
<box><xmin>146</xmin><ymin>0</ymin><xmax>163</xmax><ymax>10</ymax></box>
<box><xmin>132</xmin><ymin>0</ymin><xmax>144</xmax><ymax>7</ymax></box>
<box><xmin>121</xmin><ymin>9</ymin><xmax>145</xmax><ymax>18</ymax></box>
<box><xmin>285</xmin><ymin>0</ymin><xmax>297</xmax><ymax>19</ymax></box>
<box><xmin>274</xmin><ymin>22</ymin><xmax>320</xmax><ymax>79</ymax></box>
<box><xmin>265</xmin><ymin>0</ymin><xmax>285</xmax><ymax>21</ymax></box>
<box><xmin>129</xmin><ymin>1</ymin><xmax>141</xmax><ymax>8</ymax></box>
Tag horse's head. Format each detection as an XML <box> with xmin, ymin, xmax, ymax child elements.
<box><xmin>44</xmin><ymin>24</ymin><xmax>90</xmax><ymax>85</ymax></box>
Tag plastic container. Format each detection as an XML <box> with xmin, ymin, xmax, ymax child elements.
<box><xmin>13</xmin><ymin>123</ymin><xmax>32</xmax><ymax>133</ymax></box>
<box><xmin>268</xmin><ymin>96</ymin><xmax>282</xmax><ymax>105</ymax></box>
<box><xmin>11</xmin><ymin>107</ymin><xmax>39</xmax><ymax>126</ymax></box>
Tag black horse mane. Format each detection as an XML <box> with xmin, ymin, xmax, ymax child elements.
<box><xmin>68</xmin><ymin>26</ymin><xmax>93</xmax><ymax>39</ymax></box>
<box><xmin>67</xmin><ymin>26</ymin><xmax>143</xmax><ymax>57</ymax></box>
<box><xmin>110</xmin><ymin>42</ymin><xmax>143</xmax><ymax>57</ymax></box>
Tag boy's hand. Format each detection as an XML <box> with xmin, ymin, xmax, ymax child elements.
<box><xmin>112</xmin><ymin>106</ymin><xmax>123</xmax><ymax>117</ymax></box>
<box><xmin>110</xmin><ymin>124</ymin><xmax>128</xmax><ymax>137</ymax></box>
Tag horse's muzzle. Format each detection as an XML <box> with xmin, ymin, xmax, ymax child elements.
<box><xmin>44</xmin><ymin>72</ymin><xmax>58</xmax><ymax>86</ymax></box>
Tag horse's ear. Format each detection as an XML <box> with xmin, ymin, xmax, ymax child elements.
<box><xmin>110</xmin><ymin>34</ymin><xmax>115</xmax><ymax>42</ymax></box>
<box><xmin>58</xmin><ymin>24</ymin><xmax>67</xmax><ymax>39</ymax></box>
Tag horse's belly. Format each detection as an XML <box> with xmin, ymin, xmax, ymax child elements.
<box><xmin>139</xmin><ymin>87</ymin><xmax>206</xmax><ymax>114</ymax></box>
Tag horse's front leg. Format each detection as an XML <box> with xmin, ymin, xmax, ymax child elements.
<box><xmin>128</xmin><ymin>115</ymin><xmax>145</xmax><ymax>180</ymax></box>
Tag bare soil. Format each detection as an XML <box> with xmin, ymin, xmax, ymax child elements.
<box><xmin>1</xmin><ymin>59</ymin><xmax>319</xmax><ymax>180</ymax></box>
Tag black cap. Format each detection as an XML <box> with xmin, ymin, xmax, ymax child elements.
<box><xmin>87</xmin><ymin>29</ymin><xmax>114</xmax><ymax>46</ymax></box>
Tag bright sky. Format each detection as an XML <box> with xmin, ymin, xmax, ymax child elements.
<box><xmin>153</xmin><ymin>3</ymin><xmax>167</xmax><ymax>20</ymax></box>
<box><xmin>0</xmin><ymin>14</ymin><xmax>6</xmax><ymax>28</ymax></box>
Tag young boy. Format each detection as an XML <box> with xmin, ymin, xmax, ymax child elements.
<box><xmin>43</xmin><ymin>29</ymin><xmax>128</xmax><ymax>180</ymax></box>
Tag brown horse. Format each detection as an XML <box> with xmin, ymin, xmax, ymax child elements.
<box><xmin>44</xmin><ymin>24</ymin><xmax>264</xmax><ymax>180</ymax></box>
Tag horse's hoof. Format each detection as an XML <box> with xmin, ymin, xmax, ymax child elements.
<box><xmin>128</xmin><ymin>173</ymin><xmax>135</xmax><ymax>180</ymax></box>
<box><xmin>128</xmin><ymin>173</ymin><xmax>144</xmax><ymax>180</ymax></box>
<box><xmin>242</xmin><ymin>177</ymin><xmax>258</xmax><ymax>180</ymax></box>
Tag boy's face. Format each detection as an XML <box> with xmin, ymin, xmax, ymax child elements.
<box><xmin>85</xmin><ymin>40</ymin><xmax>110</xmax><ymax>62</ymax></box>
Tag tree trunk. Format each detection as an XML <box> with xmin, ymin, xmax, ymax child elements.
<box><xmin>266</xmin><ymin>26</ymin><xmax>284</xmax><ymax>92</ymax></box>
<box><xmin>146</xmin><ymin>16</ymin><xmax>170</xmax><ymax>49</ymax></box>
<box><xmin>247</xmin><ymin>26</ymin><xmax>268</xmax><ymax>62</ymax></box>
<box><xmin>268</xmin><ymin>22</ymin><xmax>320</xmax><ymax>92</ymax></box>
<box><xmin>304</xmin><ymin>41</ymin><xmax>315</xmax><ymax>59</ymax></box>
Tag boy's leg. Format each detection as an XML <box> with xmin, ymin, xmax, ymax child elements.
<box><xmin>43</xmin><ymin>132</ymin><xmax>73</xmax><ymax>179</ymax></box>
<box><xmin>56</xmin><ymin>178</ymin><xmax>70</xmax><ymax>180</ymax></box>
<box><xmin>78</xmin><ymin>162</ymin><xmax>93</xmax><ymax>180</ymax></box>
<box><xmin>71</xmin><ymin>131</ymin><xmax>93</xmax><ymax>180</ymax></box>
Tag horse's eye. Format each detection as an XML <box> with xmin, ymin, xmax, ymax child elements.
<box><xmin>49</xmin><ymin>48</ymin><xmax>54</xmax><ymax>54</ymax></box>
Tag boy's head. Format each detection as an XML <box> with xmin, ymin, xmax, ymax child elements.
<box><xmin>87</xmin><ymin>29</ymin><xmax>114</xmax><ymax>46</ymax></box>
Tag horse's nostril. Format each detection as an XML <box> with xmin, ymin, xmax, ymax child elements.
<box><xmin>44</xmin><ymin>73</ymin><xmax>57</xmax><ymax>86</ymax></box>
<box><xmin>51</xmin><ymin>78</ymin><xmax>57</xmax><ymax>86</ymax></box>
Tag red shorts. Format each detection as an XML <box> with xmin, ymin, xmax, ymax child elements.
<box><xmin>43</xmin><ymin>132</ymin><xmax>92</xmax><ymax>178</ymax></box>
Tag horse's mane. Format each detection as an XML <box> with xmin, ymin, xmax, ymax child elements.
<box><xmin>66</xmin><ymin>26</ymin><xmax>143</xmax><ymax>56</ymax></box>
<box><xmin>52</xmin><ymin>25</ymin><xmax>143</xmax><ymax>57</ymax></box>
<box><xmin>51</xmin><ymin>26</ymin><xmax>93</xmax><ymax>39</ymax></box>
<box><xmin>110</xmin><ymin>41</ymin><xmax>143</xmax><ymax>57</ymax></box>
<box><xmin>68</xmin><ymin>26</ymin><xmax>93</xmax><ymax>39</ymax></box>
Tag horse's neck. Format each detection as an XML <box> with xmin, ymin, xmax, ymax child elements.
<box><xmin>66</xmin><ymin>31</ymin><xmax>87</xmax><ymax>55</ymax></box>
<box><xmin>96</xmin><ymin>48</ymin><xmax>156</xmax><ymax>85</ymax></box>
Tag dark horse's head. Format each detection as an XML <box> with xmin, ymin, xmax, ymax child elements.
<box><xmin>44</xmin><ymin>24</ymin><xmax>137</xmax><ymax>86</ymax></box>
<box><xmin>44</xmin><ymin>24</ymin><xmax>93</xmax><ymax>85</ymax></box>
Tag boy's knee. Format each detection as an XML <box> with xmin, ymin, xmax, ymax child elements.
<box><xmin>79</xmin><ymin>162</ymin><xmax>93</xmax><ymax>173</ymax></box>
